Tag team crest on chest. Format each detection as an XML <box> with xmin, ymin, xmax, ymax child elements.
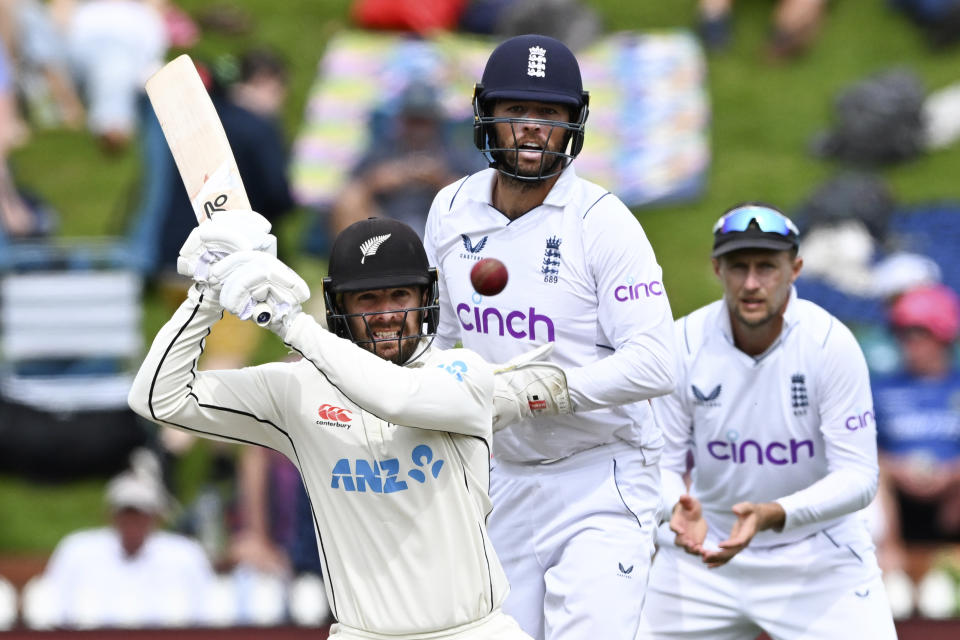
<box><xmin>541</xmin><ymin>236</ymin><xmax>562</xmax><ymax>284</ymax></box>
<box><xmin>791</xmin><ymin>373</ymin><xmax>809</xmax><ymax>416</ymax></box>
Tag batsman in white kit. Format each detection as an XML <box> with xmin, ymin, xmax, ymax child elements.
<box><xmin>636</xmin><ymin>203</ymin><xmax>897</xmax><ymax>639</ymax></box>
<box><xmin>128</xmin><ymin>216</ymin><xmax>567</xmax><ymax>639</ymax></box>
<box><xmin>423</xmin><ymin>35</ymin><xmax>677</xmax><ymax>639</ymax></box>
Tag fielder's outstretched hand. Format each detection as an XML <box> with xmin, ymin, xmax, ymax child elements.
<box><xmin>212</xmin><ymin>250</ymin><xmax>310</xmax><ymax>337</ymax></box>
<box><xmin>177</xmin><ymin>210</ymin><xmax>276</xmax><ymax>293</ymax></box>
<box><xmin>669</xmin><ymin>494</ymin><xmax>708</xmax><ymax>556</ymax></box>
<box><xmin>701</xmin><ymin>501</ymin><xmax>785</xmax><ymax>568</ymax></box>
<box><xmin>491</xmin><ymin>343</ymin><xmax>572</xmax><ymax>431</ymax></box>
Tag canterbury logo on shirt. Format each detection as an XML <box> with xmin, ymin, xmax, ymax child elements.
<box><xmin>330</xmin><ymin>444</ymin><xmax>445</xmax><ymax>493</ymax></box>
<box><xmin>317</xmin><ymin>404</ymin><xmax>352</xmax><ymax>427</ymax></box>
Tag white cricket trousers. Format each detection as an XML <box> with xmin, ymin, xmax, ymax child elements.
<box><xmin>329</xmin><ymin>609</ymin><xmax>532</xmax><ymax>639</ymax></box>
<box><xmin>637</xmin><ymin>521</ymin><xmax>898</xmax><ymax>639</ymax></box>
<box><xmin>489</xmin><ymin>440</ymin><xmax>662</xmax><ymax>640</ymax></box>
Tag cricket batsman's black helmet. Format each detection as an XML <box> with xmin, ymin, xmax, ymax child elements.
<box><xmin>322</xmin><ymin>218</ymin><xmax>439</xmax><ymax>345</ymax></box>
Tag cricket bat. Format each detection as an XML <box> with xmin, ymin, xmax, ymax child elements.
<box><xmin>145</xmin><ymin>54</ymin><xmax>272</xmax><ymax>326</ymax></box>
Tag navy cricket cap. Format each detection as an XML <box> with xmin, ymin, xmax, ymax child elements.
<box><xmin>477</xmin><ymin>34</ymin><xmax>585</xmax><ymax>107</ymax></box>
<box><xmin>711</xmin><ymin>203</ymin><xmax>800</xmax><ymax>258</ymax></box>
<box><xmin>327</xmin><ymin>218</ymin><xmax>431</xmax><ymax>293</ymax></box>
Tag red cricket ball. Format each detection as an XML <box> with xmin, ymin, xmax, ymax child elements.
<box><xmin>470</xmin><ymin>258</ymin><xmax>509</xmax><ymax>296</ymax></box>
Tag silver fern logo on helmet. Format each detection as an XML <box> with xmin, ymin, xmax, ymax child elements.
<box><xmin>359</xmin><ymin>234</ymin><xmax>391</xmax><ymax>264</ymax></box>
<box><xmin>527</xmin><ymin>46</ymin><xmax>546</xmax><ymax>78</ymax></box>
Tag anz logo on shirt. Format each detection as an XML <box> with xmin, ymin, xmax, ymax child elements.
<box><xmin>330</xmin><ymin>444</ymin><xmax>445</xmax><ymax>493</ymax></box>
<box><xmin>437</xmin><ymin>361</ymin><xmax>467</xmax><ymax>381</ymax></box>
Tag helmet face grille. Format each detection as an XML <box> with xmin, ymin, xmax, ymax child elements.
<box><xmin>322</xmin><ymin>270</ymin><xmax>440</xmax><ymax>365</ymax></box>
<box><xmin>473</xmin><ymin>107</ymin><xmax>588</xmax><ymax>182</ymax></box>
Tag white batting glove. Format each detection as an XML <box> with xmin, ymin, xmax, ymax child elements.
<box><xmin>492</xmin><ymin>343</ymin><xmax>573</xmax><ymax>432</ymax></box>
<box><xmin>177</xmin><ymin>210</ymin><xmax>277</xmax><ymax>288</ymax></box>
<box><xmin>213</xmin><ymin>251</ymin><xmax>310</xmax><ymax>337</ymax></box>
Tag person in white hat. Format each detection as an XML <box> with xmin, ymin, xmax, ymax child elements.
<box><xmin>38</xmin><ymin>454</ymin><xmax>216</xmax><ymax>628</ymax></box>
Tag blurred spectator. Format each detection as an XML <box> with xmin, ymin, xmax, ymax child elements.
<box><xmin>64</xmin><ymin>0</ymin><xmax>168</xmax><ymax>152</ymax></box>
<box><xmin>0</xmin><ymin>37</ymin><xmax>45</xmax><ymax>238</ymax></box>
<box><xmin>228</xmin><ymin>447</ymin><xmax>300</xmax><ymax>577</ymax></box>
<box><xmin>37</xmin><ymin>450</ymin><xmax>216</xmax><ymax>628</ymax></box>
<box><xmin>872</xmin><ymin>284</ymin><xmax>960</xmax><ymax>571</ymax></box>
<box><xmin>351</xmin><ymin>0</ymin><xmax>467</xmax><ymax>34</ymax></box>
<box><xmin>329</xmin><ymin>80</ymin><xmax>481</xmax><ymax>238</ymax></box>
<box><xmin>697</xmin><ymin>0</ymin><xmax>828</xmax><ymax>60</ymax></box>
<box><xmin>0</xmin><ymin>33</ymin><xmax>29</xmax><ymax>149</ymax></box>
<box><xmin>0</xmin><ymin>0</ymin><xmax>85</xmax><ymax>130</ymax></box>
<box><xmin>809</xmin><ymin>68</ymin><xmax>927</xmax><ymax>167</ymax></box>
<box><xmin>889</xmin><ymin>0</ymin><xmax>960</xmax><ymax>49</ymax></box>
<box><xmin>463</xmin><ymin>0</ymin><xmax>602</xmax><ymax>52</ymax></box>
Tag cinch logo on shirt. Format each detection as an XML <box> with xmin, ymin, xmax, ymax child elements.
<box><xmin>456</xmin><ymin>303</ymin><xmax>556</xmax><ymax>342</ymax></box>
<box><xmin>330</xmin><ymin>444</ymin><xmax>445</xmax><ymax>493</ymax></box>
<box><xmin>613</xmin><ymin>279</ymin><xmax>663</xmax><ymax>302</ymax></box>
<box><xmin>706</xmin><ymin>437</ymin><xmax>815</xmax><ymax>465</ymax></box>
<box><xmin>845</xmin><ymin>410</ymin><xmax>875</xmax><ymax>431</ymax></box>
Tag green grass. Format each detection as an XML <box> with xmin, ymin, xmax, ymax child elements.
<box><xmin>4</xmin><ymin>1</ymin><xmax>960</xmax><ymax>552</ymax></box>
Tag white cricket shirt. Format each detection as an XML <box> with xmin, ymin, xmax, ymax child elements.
<box><xmin>128</xmin><ymin>290</ymin><xmax>510</xmax><ymax>635</ymax></box>
<box><xmin>424</xmin><ymin>167</ymin><xmax>676</xmax><ymax>463</ymax></box>
<box><xmin>654</xmin><ymin>289</ymin><xmax>879</xmax><ymax>547</ymax></box>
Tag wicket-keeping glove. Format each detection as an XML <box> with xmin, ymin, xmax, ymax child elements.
<box><xmin>213</xmin><ymin>251</ymin><xmax>310</xmax><ymax>336</ymax></box>
<box><xmin>492</xmin><ymin>343</ymin><xmax>573</xmax><ymax>431</ymax></box>
<box><xmin>177</xmin><ymin>210</ymin><xmax>276</xmax><ymax>293</ymax></box>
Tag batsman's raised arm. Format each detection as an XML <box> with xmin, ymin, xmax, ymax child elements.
<box><xmin>127</xmin><ymin>285</ymin><xmax>293</xmax><ymax>453</ymax></box>
<box><xmin>279</xmin><ymin>312</ymin><xmax>495</xmax><ymax>439</ymax></box>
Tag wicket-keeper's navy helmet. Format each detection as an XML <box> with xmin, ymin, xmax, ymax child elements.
<box><xmin>322</xmin><ymin>218</ymin><xmax>439</xmax><ymax>363</ymax></box>
<box><xmin>473</xmin><ymin>34</ymin><xmax>590</xmax><ymax>182</ymax></box>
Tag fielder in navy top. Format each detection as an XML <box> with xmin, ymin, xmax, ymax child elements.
<box><xmin>424</xmin><ymin>34</ymin><xmax>677</xmax><ymax>640</ymax></box>
<box><xmin>637</xmin><ymin>203</ymin><xmax>897</xmax><ymax>639</ymax></box>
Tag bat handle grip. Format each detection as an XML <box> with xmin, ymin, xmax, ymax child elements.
<box><xmin>253</xmin><ymin>302</ymin><xmax>272</xmax><ymax>327</ymax></box>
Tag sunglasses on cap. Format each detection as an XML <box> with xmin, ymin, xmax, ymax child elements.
<box><xmin>712</xmin><ymin>206</ymin><xmax>799</xmax><ymax>236</ymax></box>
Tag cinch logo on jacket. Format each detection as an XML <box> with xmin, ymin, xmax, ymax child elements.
<box><xmin>330</xmin><ymin>444</ymin><xmax>445</xmax><ymax>493</ymax></box>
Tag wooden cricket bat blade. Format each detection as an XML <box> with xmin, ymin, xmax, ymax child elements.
<box><xmin>145</xmin><ymin>54</ymin><xmax>251</xmax><ymax>223</ymax></box>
